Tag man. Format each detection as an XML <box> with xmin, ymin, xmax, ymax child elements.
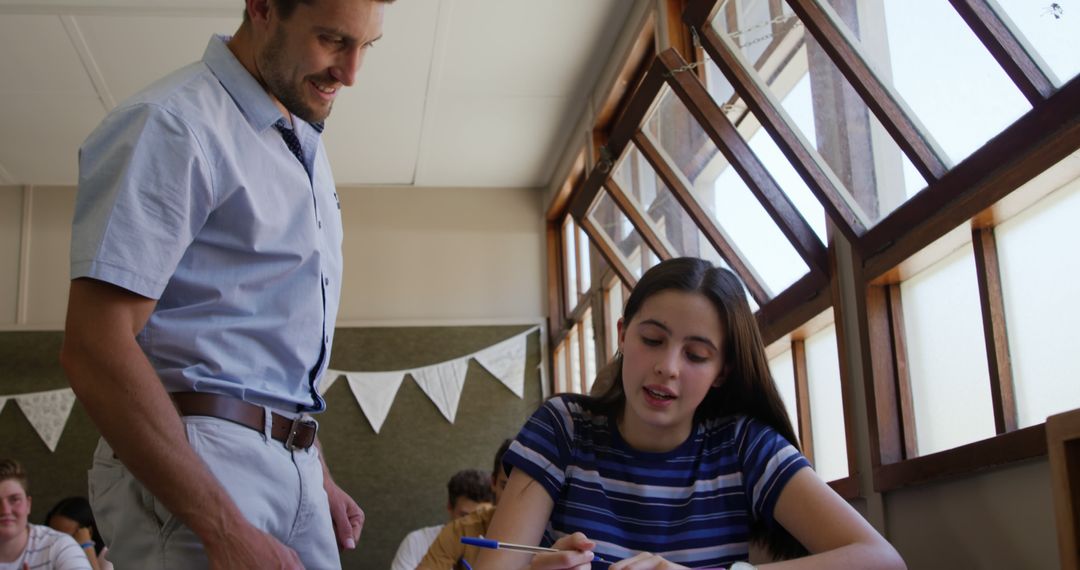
<box><xmin>390</xmin><ymin>469</ymin><xmax>495</xmax><ymax>570</ymax></box>
<box><xmin>59</xmin><ymin>1</ymin><xmax>391</xmax><ymax>568</ymax></box>
<box><xmin>0</xmin><ymin>460</ymin><xmax>92</xmax><ymax>570</ymax></box>
<box><xmin>418</xmin><ymin>440</ymin><xmax>513</xmax><ymax>570</ymax></box>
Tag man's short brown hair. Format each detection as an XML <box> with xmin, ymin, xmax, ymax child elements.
<box><xmin>0</xmin><ymin>459</ymin><xmax>29</xmax><ymax>493</ymax></box>
<box><xmin>244</xmin><ymin>0</ymin><xmax>395</xmax><ymax>22</ymax></box>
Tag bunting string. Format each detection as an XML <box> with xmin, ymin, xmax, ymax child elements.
<box><xmin>1</xmin><ymin>327</ymin><xmax>541</xmax><ymax>450</ymax></box>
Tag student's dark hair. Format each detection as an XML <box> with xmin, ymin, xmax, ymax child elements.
<box><xmin>588</xmin><ymin>257</ymin><xmax>807</xmax><ymax>559</ymax></box>
<box><xmin>492</xmin><ymin>438</ymin><xmax>513</xmax><ymax>477</ymax></box>
<box><xmin>447</xmin><ymin>469</ymin><xmax>494</xmax><ymax>507</ymax></box>
<box><xmin>0</xmin><ymin>458</ymin><xmax>28</xmax><ymax>493</ymax></box>
<box><xmin>45</xmin><ymin>497</ymin><xmax>105</xmax><ymax>554</ymax></box>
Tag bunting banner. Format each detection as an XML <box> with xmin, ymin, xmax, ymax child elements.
<box><xmin>412</xmin><ymin>359</ymin><xmax>469</xmax><ymax>424</ymax></box>
<box><xmin>322</xmin><ymin>327</ymin><xmax>539</xmax><ymax>430</ymax></box>
<box><xmin>15</xmin><ymin>389</ymin><xmax>76</xmax><ymax>452</ymax></box>
<box><xmin>345</xmin><ymin>372</ymin><xmax>406</xmax><ymax>434</ymax></box>
<box><xmin>474</xmin><ymin>333</ymin><xmax>527</xmax><ymax>398</ymax></box>
<box><xmin>1</xmin><ymin>326</ymin><xmax>543</xmax><ymax>450</ymax></box>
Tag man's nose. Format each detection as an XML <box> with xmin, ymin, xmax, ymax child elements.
<box><xmin>331</xmin><ymin>46</ymin><xmax>364</xmax><ymax>87</ymax></box>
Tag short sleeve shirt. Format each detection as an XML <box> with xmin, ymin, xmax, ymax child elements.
<box><xmin>71</xmin><ymin>36</ymin><xmax>342</xmax><ymax>412</ymax></box>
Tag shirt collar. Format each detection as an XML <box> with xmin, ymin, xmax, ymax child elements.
<box><xmin>203</xmin><ymin>34</ymin><xmax>299</xmax><ymax>133</ymax></box>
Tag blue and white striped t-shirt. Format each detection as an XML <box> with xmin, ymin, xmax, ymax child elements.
<box><xmin>504</xmin><ymin>395</ymin><xmax>810</xmax><ymax>568</ymax></box>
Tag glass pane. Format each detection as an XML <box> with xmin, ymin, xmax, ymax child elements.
<box><xmin>613</xmin><ymin>144</ymin><xmax>731</xmax><ymax>259</ymax></box>
<box><xmin>901</xmin><ymin>242</ymin><xmax>995</xmax><ymax>456</ymax></box>
<box><xmin>996</xmin><ymin>176</ymin><xmax>1080</xmax><ymax>427</ymax></box>
<box><xmin>992</xmin><ymin>0</ymin><xmax>1079</xmax><ymax>86</ymax></box>
<box><xmin>805</xmin><ymin>324</ymin><xmax>847</xmax><ymax>481</ymax></box>
<box><xmin>586</xmin><ymin>188</ymin><xmax>659</xmax><ymax>280</ymax></box>
<box><xmin>577</xmin><ymin>225</ymin><xmax>592</xmax><ymax>292</ymax></box>
<box><xmin>709</xmin><ymin>1</ymin><xmax>928</xmax><ymax>229</ymax></box>
<box><xmin>643</xmin><ymin>87</ymin><xmax>809</xmax><ymax>296</ymax></box>
<box><xmin>583</xmin><ymin>308</ymin><xmax>597</xmax><ymax>394</ymax></box>
<box><xmin>563</xmin><ymin>217</ymin><xmax>578</xmax><ymax>312</ymax></box>
<box><xmin>605</xmin><ymin>277</ymin><xmax>623</xmax><ymax>357</ymax></box>
<box><xmin>825</xmin><ymin>0</ymin><xmax>1031</xmax><ymax>162</ymax></box>
<box><xmin>767</xmin><ymin>346</ymin><xmax>800</xmax><ymax>438</ymax></box>
<box><xmin>569</xmin><ymin>324</ymin><xmax>582</xmax><ymax>393</ymax></box>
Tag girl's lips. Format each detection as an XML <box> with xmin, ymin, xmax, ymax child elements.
<box><xmin>642</xmin><ymin>385</ymin><xmax>677</xmax><ymax>407</ymax></box>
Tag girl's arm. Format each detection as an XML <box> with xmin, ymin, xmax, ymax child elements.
<box><xmin>762</xmin><ymin>467</ymin><xmax>906</xmax><ymax>569</ymax></box>
<box><xmin>475</xmin><ymin>468</ymin><xmax>595</xmax><ymax>570</ymax></box>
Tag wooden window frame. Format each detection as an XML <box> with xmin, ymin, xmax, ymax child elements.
<box><xmin>682</xmin><ymin>0</ymin><xmax>1080</xmax><ymax>493</ymax></box>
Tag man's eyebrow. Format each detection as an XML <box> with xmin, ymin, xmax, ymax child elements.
<box><xmin>313</xmin><ymin>26</ymin><xmax>382</xmax><ymax>45</ymax></box>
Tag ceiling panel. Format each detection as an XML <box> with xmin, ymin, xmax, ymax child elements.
<box><xmin>437</xmin><ymin>0</ymin><xmax>630</xmax><ymax>97</ymax></box>
<box><xmin>0</xmin><ymin>14</ymin><xmax>98</xmax><ymax>94</ymax></box>
<box><xmin>416</xmin><ymin>94</ymin><xmax>573</xmax><ymax>187</ymax></box>
<box><xmin>0</xmin><ymin>93</ymin><xmax>105</xmax><ymax>184</ymax></box>
<box><xmin>322</xmin><ymin>90</ymin><xmax>426</xmax><ymax>185</ymax></box>
<box><xmin>75</xmin><ymin>14</ymin><xmax>240</xmax><ymax>104</ymax></box>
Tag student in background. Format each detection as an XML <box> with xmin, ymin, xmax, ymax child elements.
<box><xmin>477</xmin><ymin>258</ymin><xmax>907</xmax><ymax>570</ymax></box>
<box><xmin>418</xmin><ymin>439</ymin><xmax>513</xmax><ymax>570</ymax></box>
<box><xmin>0</xmin><ymin>459</ymin><xmax>92</xmax><ymax>570</ymax></box>
<box><xmin>44</xmin><ymin>497</ymin><xmax>112</xmax><ymax>570</ymax></box>
<box><xmin>391</xmin><ymin>469</ymin><xmax>495</xmax><ymax>570</ymax></box>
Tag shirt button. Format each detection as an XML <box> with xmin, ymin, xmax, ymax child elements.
<box><xmin>323</xmin><ymin>277</ymin><xmax>329</xmax><ymax>286</ymax></box>
<box><xmin>317</xmin><ymin>220</ymin><xmax>322</xmax><ymax>228</ymax></box>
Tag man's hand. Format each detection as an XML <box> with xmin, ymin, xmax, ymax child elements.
<box><xmin>205</xmin><ymin>524</ymin><xmax>303</xmax><ymax>570</ymax></box>
<box><xmin>325</xmin><ymin>477</ymin><xmax>363</xmax><ymax>550</ymax></box>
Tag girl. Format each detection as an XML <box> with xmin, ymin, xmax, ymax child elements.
<box><xmin>45</xmin><ymin>497</ymin><xmax>112</xmax><ymax>570</ymax></box>
<box><xmin>477</xmin><ymin>258</ymin><xmax>905</xmax><ymax>570</ymax></box>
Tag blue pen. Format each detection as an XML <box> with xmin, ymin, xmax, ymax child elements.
<box><xmin>460</xmin><ymin>536</ymin><xmax>615</xmax><ymax>564</ymax></box>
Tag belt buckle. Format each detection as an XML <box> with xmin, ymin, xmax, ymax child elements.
<box><xmin>284</xmin><ymin>414</ymin><xmax>317</xmax><ymax>451</ymax></box>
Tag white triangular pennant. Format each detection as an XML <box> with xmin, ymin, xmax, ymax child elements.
<box><xmin>474</xmin><ymin>333</ymin><xmax>527</xmax><ymax>398</ymax></box>
<box><xmin>15</xmin><ymin>389</ymin><xmax>76</xmax><ymax>452</ymax></box>
<box><xmin>346</xmin><ymin>372</ymin><xmax>406</xmax><ymax>434</ymax></box>
<box><xmin>412</xmin><ymin>359</ymin><xmax>469</xmax><ymax>423</ymax></box>
<box><xmin>320</xmin><ymin>369</ymin><xmax>345</xmax><ymax>395</ymax></box>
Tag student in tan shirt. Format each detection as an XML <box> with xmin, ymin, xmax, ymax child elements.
<box><xmin>418</xmin><ymin>440</ymin><xmax>511</xmax><ymax>570</ymax></box>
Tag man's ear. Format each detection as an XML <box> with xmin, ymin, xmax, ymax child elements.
<box><xmin>245</xmin><ymin>0</ymin><xmax>273</xmax><ymax>27</ymax></box>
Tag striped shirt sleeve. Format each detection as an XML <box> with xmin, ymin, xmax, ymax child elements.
<box><xmin>737</xmin><ymin>417</ymin><xmax>811</xmax><ymax>527</ymax></box>
<box><xmin>503</xmin><ymin>397</ymin><xmax>576</xmax><ymax>501</ymax></box>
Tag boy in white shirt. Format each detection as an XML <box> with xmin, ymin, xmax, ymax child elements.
<box><xmin>0</xmin><ymin>459</ymin><xmax>92</xmax><ymax>570</ymax></box>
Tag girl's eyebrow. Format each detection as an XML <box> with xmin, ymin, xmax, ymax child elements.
<box><xmin>639</xmin><ymin>319</ymin><xmax>719</xmax><ymax>351</ymax></box>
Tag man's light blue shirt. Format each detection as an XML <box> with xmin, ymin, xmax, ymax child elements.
<box><xmin>72</xmin><ymin>36</ymin><xmax>343</xmax><ymax>412</ymax></box>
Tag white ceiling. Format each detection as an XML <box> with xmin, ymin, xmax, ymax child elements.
<box><xmin>0</xmin><ymin>0</ymin><xmax>634</xmax><ymax>188</ymax></box>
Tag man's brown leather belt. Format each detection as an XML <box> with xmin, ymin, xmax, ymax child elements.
<box><xmin>171</xmin><ymin>392</ymin><xmax>317</xmax><ymax>451</ymax></box>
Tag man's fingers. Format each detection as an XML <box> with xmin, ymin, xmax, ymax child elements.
<box><xmin>347</xmin><ymin>503</ymin><xmax>364</xmax><ymax>541</ymax></box>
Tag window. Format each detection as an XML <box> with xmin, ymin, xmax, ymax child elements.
<box><xmin>767</xmin><ymin>310</ymin><xmax>851</xmax><ymax>486</ymax></box>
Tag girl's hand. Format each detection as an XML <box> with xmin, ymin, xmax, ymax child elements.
<box><xmin>528</xmin><ymin>532</ymin><xmax>597</xmax><ymax>570</ymax></box>
<box><xmin>610</xmin><ymin>552</ymin><xmax>690</xmax><ymax>570</ymax></box>
<box><xmin>74</xmin><ymin>526</ymin><xmax>93</xmax><ymax>545</ymax></box>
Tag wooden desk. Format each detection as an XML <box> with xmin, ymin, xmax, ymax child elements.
<box><xmin>1048</xmin><ymin>408</ymin><xmax>1080</xmax><ymax>570</ymax></box>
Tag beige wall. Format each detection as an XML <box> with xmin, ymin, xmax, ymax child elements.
<box><xmin>886</xmin><ymin>459</ymin><xmax>1057</xmax><ymax>568</ymax></box>
<box><xmin>337</xmin><ymin>185</ymin><xmax>545</xmax><ymax>324</ymax></box>
<box><xmin>0</xmin><ymin>184</ymin><xmax>545</xmax><ymax>330</ymax></box>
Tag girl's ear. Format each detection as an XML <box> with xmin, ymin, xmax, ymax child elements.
<box><xmin>616</xmin><ymin>317</ymin><xmax>626</xmax><ymax>350</ymax></box>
